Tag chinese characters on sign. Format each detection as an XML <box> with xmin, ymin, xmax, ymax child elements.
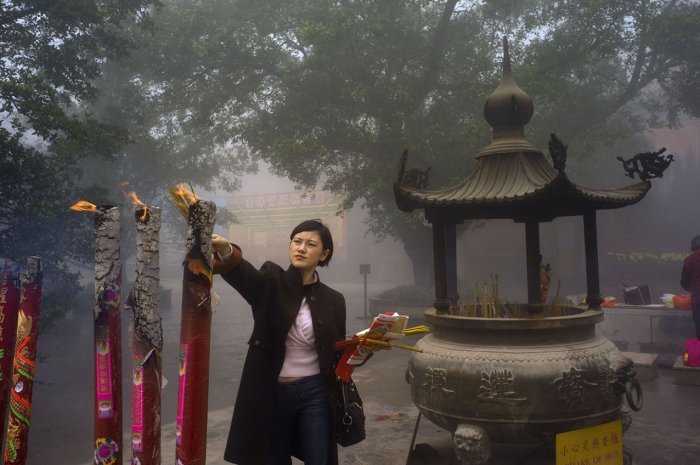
<box><xmin>556</xmin><ymin>420</ymin><xmax>622</xmax><ymax>465</ymax></box>
<box><xmin>241</xmin><ymin>191</ymin><xmax>326</xmax><ymax>210</ymax></box>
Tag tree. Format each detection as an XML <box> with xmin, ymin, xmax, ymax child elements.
<box><xmin>83</xmin><ymin>0</ymin><xmax>265</xmax><ymax>208</ymax></box>
<box><xmin>94</xmin><ymin>0</ymin><xmax>700</xmax><ymax>285</ymax></box>
<box><xmin>0</xmin><ymin>0</ymin><xmax>159</xmax><ymax>329</ymax></box>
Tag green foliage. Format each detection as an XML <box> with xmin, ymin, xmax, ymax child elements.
<box><xmin>0</xmin><ymin>0</ymin><xmax>159</xmax><ymax>329</ymax></box>
<box><xmin>92</xmin><ymin>0</ymin><xmax>699</xmax><ymax>287</ymax></box>
<box><xmin>80</xmin><ymin>0</ymin><xmax>263</xmax><ymax>231</ymax></box>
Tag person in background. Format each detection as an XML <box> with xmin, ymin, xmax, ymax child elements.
<box><xmin>681</xmin><ymin>235</ymin><xmax>700</xmax><ymax>340</ymax></box>
<box><xmin>212</xmin><ymin>219</ymin><xmax>346</xmax><ymax>465</ymax></box>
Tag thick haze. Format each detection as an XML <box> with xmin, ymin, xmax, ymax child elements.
<box><xmin>1</xmin><ymin>1</ymin><xmax>700</xmax><ymax>462</ymax></box>
<box><xmin>180</xmin><ymin>118</ymin><xmax>700</xmax><ymax>307</ymax></box>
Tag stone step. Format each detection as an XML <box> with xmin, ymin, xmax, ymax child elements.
<box><xmin>673</xmin><ymin>355</ymin><xmax>700</xmax><ymax>386</ymax></box>
<box><xmin>621</xmin><ymin>351</ymin><xmax>658</xmax><ymax>381</ymax></box>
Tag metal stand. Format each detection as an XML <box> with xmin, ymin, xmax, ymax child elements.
<box><xmin>359</xmin><ymin>264</ymin><xmax>371</xmax><ymax>319</ymax></box>
<box><xmin>405</xmin><ymin>412</ymin><xmax>423</xmax><ymax>464</ymax></box>
<box><xmin>363</xmin><ymin>272</ymin><xmax>368</xmax><ymax>318</ymax></box>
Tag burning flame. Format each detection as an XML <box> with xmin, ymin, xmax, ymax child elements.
<box><xmin>69</xmin><ymin>200</ymin><xmax>97</xmax><ymax>212</ymax></box>
<box><xmin>129</xmin><ymin>191</ymin><xmax>148</xmax><ymax>222</ymax></box>
<box><xmin>168</xmin><ymin>182</ymin><xmax>198</xmax><ymax>218</ymax></box>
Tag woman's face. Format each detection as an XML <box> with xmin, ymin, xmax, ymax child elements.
<box><xmin>288</xmin><ymin>230</ymin><xmax>329</xmax><ymax>273</ymax></box>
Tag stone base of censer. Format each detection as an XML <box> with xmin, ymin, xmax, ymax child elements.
<box><xmin>407</xmin><ymin>307</ymin><xmax>639</xmax><ymax>465</ymax></box>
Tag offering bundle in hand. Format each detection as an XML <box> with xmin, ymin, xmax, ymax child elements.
<box><xmin>335</xmin><ymin>312</ymin><xmax>429</xmax><ymax>382</ymax></box>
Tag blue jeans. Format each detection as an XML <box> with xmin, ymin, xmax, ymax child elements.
<box><xmin>266</xmin><ymin>374</ymin><xmax>333</xmax><ymax>465</ymax></box>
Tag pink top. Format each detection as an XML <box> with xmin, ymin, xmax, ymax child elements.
<box><xmin>279</xmin><ymin>298</ymin><xmax>320</xmax><ymax>377</ymax></box>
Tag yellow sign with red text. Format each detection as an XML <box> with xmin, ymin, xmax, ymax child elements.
<box><xmin>556</xmin><ymin>420</ymin><xmax>623</xmax><ymax>465</ymax></box>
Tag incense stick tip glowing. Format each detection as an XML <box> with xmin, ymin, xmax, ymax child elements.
<box><xmin>128</xmin><ymin>191</ymin><xmax>149</xmax><ymax>222</ymax></box>
<box><xmin>69</xmin><ymin>200</ymin><xmax>97</xmax><ymax>212</ymax></box>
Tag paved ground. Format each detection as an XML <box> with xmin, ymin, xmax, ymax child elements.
<box><xmin>25</xmin><ymin>270</ymin><xmax>700</xmax><ymax>465</ymax></box>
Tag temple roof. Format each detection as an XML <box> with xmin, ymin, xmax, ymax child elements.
<box><xmin>394</xmin><ymin>38</ymin><xmax>651</xmax><ymax>223</ymax></box>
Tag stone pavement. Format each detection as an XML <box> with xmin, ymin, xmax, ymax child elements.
<box><xmin>26</xmin><ymin>274</ymin><xmax>700</xmax><ymax>465</ymax></box>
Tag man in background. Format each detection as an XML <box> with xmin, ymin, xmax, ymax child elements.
<box><xmin>680</xmin><ymin>235</ymin><xmax>700</xmax><ymax>340</ymax></box>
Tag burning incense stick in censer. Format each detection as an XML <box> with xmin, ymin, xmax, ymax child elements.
<box><xmin>70</xmin><ymin>200</ymin><xmax>124</xmax><ymax>465</ymax></box>
<box><xmin>3</xmin><ymin>256</ymin><xmax>43</xmax><ymax>465</ymax></box>
<box><xmin>170</xmin><ymin>183</ymin><xmax>216</xmax><ymax>465</ymax></box>
<box><xmin>127</xmin><ymin>193</ymin><xmax>162</xmax><ymax>465</ymax></box>
<box><xmin>0</xmin><ymin>262</ymin><xmax>21</xmax><ymax>448</ymax></box>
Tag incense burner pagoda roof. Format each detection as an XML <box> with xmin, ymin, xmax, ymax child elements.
<box><xmin>394</xmin><ymin>38</ymin><xmax>651</xmax><ymax>223</ymax></box>
<box><xmin>394</xmin><ymin>151</ymin><xmax>650</xmax><ymax>222</ymax></box>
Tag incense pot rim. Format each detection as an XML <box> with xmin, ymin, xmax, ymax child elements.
<box><xmin>424</xmin><ymin>307</ymin><xmax>602</xmax><ymax>330</ymax></box>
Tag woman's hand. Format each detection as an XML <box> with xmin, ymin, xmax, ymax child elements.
<box><xmin>212</xmin><ymin>234</ymin><xmax>241</xmax><ymax>275</ymax></box>
<box><xmin>212</xmin><ymin>234</ymin><xmax>233</xmax><ymax>257</ymax></box>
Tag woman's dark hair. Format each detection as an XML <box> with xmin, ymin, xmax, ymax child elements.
<box><xmin>691</xmin><ymin>235</ymin><xmax>700</xmax><ymax>252</ymax></box>
<box><xmin>290</xmin><ymin>219</ymin><xmax>334</xmax><ymax>266</ymax></box>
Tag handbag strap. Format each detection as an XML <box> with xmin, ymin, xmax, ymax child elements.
<box><xmin>341</xmin><ymin>380</ymin><xmax>347</xmax><ymax>406</ymax></box>
<box><xmin>338</xmin><ymin>378</ymin><xmax>348</xmax><ymax>409</ymax></box>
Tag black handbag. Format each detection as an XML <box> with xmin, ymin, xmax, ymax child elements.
<box><xmin>336</xmin><ymin>378</ymin><xmax>366</xmax><ymax>447</ymax></box>
<box><xmin>621</xmin><ymin>284</ymin><xmax>652</xmax><ymax>305</ymax></box>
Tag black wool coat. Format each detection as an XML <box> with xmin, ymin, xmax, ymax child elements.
<box><xmin>220</xmin><ymin>257</ymin><xmax>347</xmax><ymax>465</ymax></box>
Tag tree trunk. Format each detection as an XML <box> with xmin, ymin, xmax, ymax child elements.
<box><xmin>398</xmin><ymin>224</ymin><xmax>434</xmax><ymax>287</ymax></box>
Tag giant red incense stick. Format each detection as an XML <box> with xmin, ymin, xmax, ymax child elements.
<box><xmin>130</xmin><ymin>205</ymin><xmax>162</xmax><ymax>465</ymax></box>
<box><xmin>3</xmin><ymin>256</ymin><xmax>43</xmax><ymax>465</ymax></box>
<box><xmin>175</xmin><ymin>200</ymin><xmax>216</xmax><ymax>465</ymax></box>
<box><xmin>93</xmin><ymin>206</ymin><xmax>123</xmax><ymax>465</ymax></box>
<box><xmin>0</xmin><ymin>263</ymin><xmax>21</xmax><ymax>448</ymax></box>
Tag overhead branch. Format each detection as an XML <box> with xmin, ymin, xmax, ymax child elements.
<box><xmin>611</xmin><ymin>0</ymin><xmax>685</xmax><ymax>112</ymax></box>
<box><xmin>616</xmin><ymin>2</ymin><xmax>650</xmax><ymax>108</ymax></box>
<box><xmin>411</xmin><ymin>0</ymin><xmax>459</xmax><ymax>113</ymax></box>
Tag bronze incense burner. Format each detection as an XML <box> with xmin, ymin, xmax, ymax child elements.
<box><xmin>394</xmin><ymin>38</ymin><xmax>665</xmax><ymax>464</ymax></box>
<box><xmin>408</xmin><ymin>308</ymin><xmax>635</xmax><ymax>464</ymax></box>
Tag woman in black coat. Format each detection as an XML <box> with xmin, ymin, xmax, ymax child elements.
<box><xmin>212</xmin><ymin>219</ymin><xmax>347</xmax><ymax>465</ymax></box>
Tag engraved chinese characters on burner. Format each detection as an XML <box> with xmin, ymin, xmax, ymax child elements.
<box><xmin>478</xmin><ymin>370</ymin><xmax>528</xmax><ymax>405</ymax></box>
<box><xmin>554</xmin><ymin>366</ymin><xmax>614</xmax><ymax>406</ymax></box>
<box><xmin>422</xmin><ymin>367</ymin><xmax>455</xmax><ymax>406</ymax></box>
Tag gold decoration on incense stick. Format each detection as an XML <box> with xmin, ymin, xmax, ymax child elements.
<box><xmin>168</xmin><ymin>182</ymin><xmax>215</xmax><ymax>282</ymax></box>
